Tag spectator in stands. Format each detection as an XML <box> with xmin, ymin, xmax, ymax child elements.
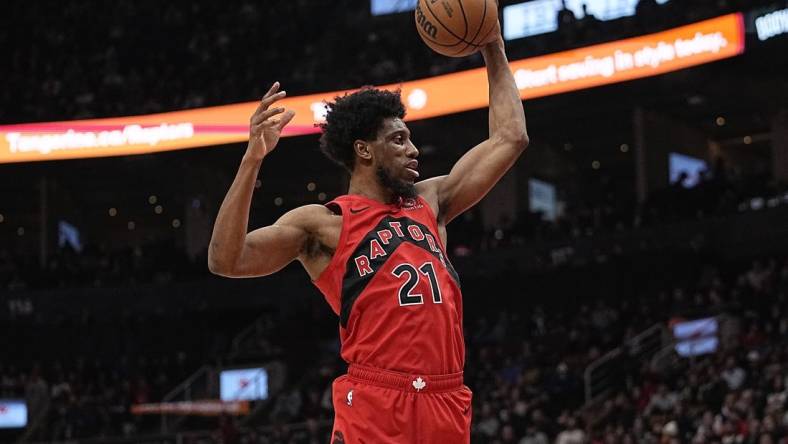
<box><xmin>555</xmin><ymin>413</ymin><xmax>585</xmax><ymax>444</ymax></box>
<box><xmin>556</xmin><ymin>0</ymin><xmax>578</xmax><ymax>45</ymax></box>
<box><xmin>577</xmin><ymin>3</ymin><xmax>601</xmax><ymax>41</ymax></box>
<box><xmin>720</xmin><ymin>356</ymin><xmax>746</xmax><ymax>391</ymax></box>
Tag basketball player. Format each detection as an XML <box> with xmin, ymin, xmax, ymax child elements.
<box><xmin>208</xmin><ymin>20</ymin><xmax>527</xmax><ymax>444</ymax></box>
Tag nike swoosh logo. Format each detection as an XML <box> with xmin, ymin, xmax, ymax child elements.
<box><xmin>350</xmin><ymin>207</ymin><xmax>369</xmax><ymax>214</ymax></box>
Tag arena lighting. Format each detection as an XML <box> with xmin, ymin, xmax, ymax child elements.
<box><xmin>0</xmin><ymin>399</ymin><xmax>27</xmax><ymax>428</ymax></box>
<box><xmin>503</xmin><ymin>0</ymin><xmax>670</xmax><ymax>40</ymax></box>
<box><xmin>219</xmin><ymin>367</ymin><xmax>269</xmax><ymax>402</ymax></box>
<box><xmin>371</xmin><ymin>0</ymin><xmax>417</xmax><ymax>16</ymax></box>
<box><xmin>372</xmin><ymin>0</ymin><xmax>670</xmax><ymax>21</ymax></box>
<box><xmin>671</xmin><ymin>317</ymin><xmax>719</xmax><ymax>357</ymax></box>
<box><xmin>669</xmin><ymin>152</ymin><xmax>708</xmax><ymax>188</ymax></box>
<box><xmin>528</xmin><ymin>178</ymin><xmax>557</xmax><ymax>221</ymax></box>
<box><xmin>754</xmin><ymin>7</ymin><xmax>788</xmax><ymax>41</ymax></box>
<box><xmin>0</xmin><ymin>13</ymin><xmax>744</xmax><ymax>164</ymax></box>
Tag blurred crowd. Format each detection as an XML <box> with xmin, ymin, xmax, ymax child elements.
<box><xmin>0</xmin><ymin>308</ymin><xmax>261</xmax><ymax>442</ymax></box>
<box><xmin>0</xmin><ymin>0</ymin><xmax>768</xmax><ymax>125</ymax></box>
<box><xmin>451</xmin><ymin>158</ymin><xmax>784</xmax><ymax>255</ymax></box>
<box><xmin>465</xmin><ymin>255</ymin><xmax>788</xmax><ymax>444</ymax></box>
<box><xmin>2</xmin><ymin>222</ymin><xmax>787</xmax><ymax>443</ymax></box>
<box><xmin>1</xmin><ymin>0</ymin><xmax>783</xmax><ymax>291</ymax></box>
<box><xmin>205</xmin><ymin>253</ymin><xmax>788</xmax><ymax>444</ymax></box>
<box><xmin>2</xmin><ymin>1</ymin><xmax>787</xmax><ymax>443</ymax></box>
<box><xmin>0</xmin><ymin>239</ymin><xmax>197</xmax><ymax>291</ymax></box>
<box><xmin>2</xmin><ymin>155</ymin><xmax>783</xmax><ymax>291</ymax></box>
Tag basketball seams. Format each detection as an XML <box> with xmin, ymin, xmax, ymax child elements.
<box><xmin>450</xmin><ymin>0</ymin><xmax>488</xmax><ymax>56</ymax></box>
<box><xmin>423</xmin><ymin>0</ymin><xmax>473</xmax><ymax>44</ymax></box>
<box><xmin>416</xmin><ymin>0</ymin><xmax>497</xmax><ymax>57</ymax></box>
<box><xmin>417</xmin><ymin>30</ymin><xmax>464</xmax><ymax>48</ymax></box>
<box><xmin>466</xmin><ymin>7</ymin><xmax>499</xmax><ymax>54</ymax></box>
<box><xmin>455</xmin><ymin>0</ymin><xmax>469</xmax><ymax>40</ymax></box>
<box><xmin>417</xmin><ymin>27</ymin><xmax>477</xmax><ymax>48</ymax></box>
<box><xmin>475</xmin><ymin>19</ymin><xmax>498</xmax><ymax>47</ymax></box>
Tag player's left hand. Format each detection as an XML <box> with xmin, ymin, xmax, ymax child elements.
<box><xmin>247</xmin><ymin>82</ymin><xmax>297</xmax><ymax>161</ymax></box>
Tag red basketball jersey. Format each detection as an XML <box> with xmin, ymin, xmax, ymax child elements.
<box><xmin>313</xmin><ymin>194</ymin><xmax>465</xmax><ymax>375</ymax></box>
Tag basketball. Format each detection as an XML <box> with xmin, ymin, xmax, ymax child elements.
<box><xmin>415</xmin><ymin>0</ymin><xmax>499</xmax><ymax>57</ymax></box>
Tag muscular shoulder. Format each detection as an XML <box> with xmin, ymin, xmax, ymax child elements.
<box><xmin>416</xmin><ymin>176</ymin><xmax>446</xmax><ymax>222</ymax></box>
<box><xmin>277</xmin><ymin>204</ymin><xmax>341</xmax><ymax>265</ymax></box>
<box><xmin>276</xmin><ymin>204</ymin><xmax>337</xmax><ymax>229</ymax></box>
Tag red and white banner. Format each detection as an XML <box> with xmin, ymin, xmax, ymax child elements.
<box><xmin>131</xmin><ymin>400</ymin><xmax>250</xmax><ymax>416</ymax></box>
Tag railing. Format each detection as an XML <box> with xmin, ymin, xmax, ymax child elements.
<box><xmin>228</xmin><ymin>313</ymin><xmax>273</xmax><ymax>361</ymax></box>
<box><xmin>16</xmin><ymin>396</ymin><xmax>50</xmax><ymax>443</ymax></box>
<box><xmin>584</xmin><ymin>323</ymin><xmax>668</xmax><ymax>406</ymax></box>
<box><xmin>160</xmin><ymin>365</ymin><xmax>214</xmax><ymax>433</ymax></box>
<box><xmin>650</xmin><ymin>342</ymin><xmax>681</xmax><ymax>373</ymax></box>
<box><xmin>158</xmin><ymin>311</ymin><xmax>287</xmax><ymax>434</ymax></box>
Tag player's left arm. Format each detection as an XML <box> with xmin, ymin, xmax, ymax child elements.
<box><xmin>418</xmin><ymin>30</ymin><xmax>528</xmax><ymax>225</ymax></box>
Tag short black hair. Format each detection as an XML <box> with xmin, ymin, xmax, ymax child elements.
<box><xmin>319</xmin><ymin>87</ymin><xmax>406</xmax><ymax>172</ymax></box>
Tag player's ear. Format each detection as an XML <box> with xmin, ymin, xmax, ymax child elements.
<box><xmin>354</xmin><ymin>140</ymin><xmax>372</xmax><ymax>161</ymax></box>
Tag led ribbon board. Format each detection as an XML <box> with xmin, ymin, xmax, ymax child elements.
<box><xmin>0</xmin><ymin>13</ymin><xmax>743</xmax><ymax>164</ymax></box>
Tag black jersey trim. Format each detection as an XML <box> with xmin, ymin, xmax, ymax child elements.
<box><xmin>339</xmin><ymin>216</ymin><xmax>460</xmax><ymax>328</ymax></box>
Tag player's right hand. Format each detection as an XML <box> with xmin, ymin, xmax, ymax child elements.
<box><xmin>246</xmin><ymin>82</ymin><xmax>296</xmax><ymax>160</ymax></box>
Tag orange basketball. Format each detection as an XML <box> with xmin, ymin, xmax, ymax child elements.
<box><xmin>415</xmin><ymin>0</ymin><xmax>498</xmax><ymax>57</ymax></box>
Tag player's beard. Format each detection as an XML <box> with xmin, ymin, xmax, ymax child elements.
<box><xmin>377</xmin><ymin>165</ymin><xmax>417</xmax><ymax>200</ymax></box>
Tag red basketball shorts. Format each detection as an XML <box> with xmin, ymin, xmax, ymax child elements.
<box><xmin>330</xmin><ymin>364</ymin><xmax>473</xmax><ymax>444</ymax></box>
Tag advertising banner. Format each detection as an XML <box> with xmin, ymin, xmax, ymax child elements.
<box><xmin>131</xmin><ymin>400</ymin><xmax>249</xmax><ymax>416</ymax></box>
<box><xmin>220</xmin><ymin>367</ymin><xmax>268</xmax><ymax>402</ymax></box>
<box><xmin>0</xmin><ymin>400</ymin><xmax>27</xmax><ymax>429</ymax></box>
<box><xmin>0</xmin><ymin>13</ymin><xmax>743</xmax><ymax>164</ymax></box>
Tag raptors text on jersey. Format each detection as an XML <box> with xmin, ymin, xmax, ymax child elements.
<box><xmin>313</xmin><ymin>194</ymin><xmax>465</xmax><ymax>375</ymax></box>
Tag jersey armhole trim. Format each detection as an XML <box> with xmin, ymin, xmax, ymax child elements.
<box><xmin>415</xmin><ymin>195</ymin><xmax>450</xmax><ymax>254</ymax></box>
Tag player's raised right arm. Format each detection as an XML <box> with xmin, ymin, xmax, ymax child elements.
<box><xmin>208</xmin><ymin>82</ymin><xmax>298</xmax><ymax>278</ymax></box>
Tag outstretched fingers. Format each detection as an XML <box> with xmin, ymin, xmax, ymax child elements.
<box><xmin>276</xmin><ymin>110</ymin><xmax>296</xmax><ymax>130</ymax></box>
<box><xmin>264</xmin><ymin>81</ymin><xmax>280</xmax><ymax>99</ymax></box>
<box><xmin>250</xmin><ymin>82</ymin><xmax>287</xmax><ymax>124</ymax></box>
<box><xmin>253</xmin><ymin>107</ymin><xmax>286</xmax><ymax>127</ymax></box>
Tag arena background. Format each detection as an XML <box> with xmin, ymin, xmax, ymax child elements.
<box><xmin>1</xmin><ymin>0</ymin><xmax>788</xmax><ymax>443</ymax></box>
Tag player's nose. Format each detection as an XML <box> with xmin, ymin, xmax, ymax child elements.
<box><xmin>406</xmin><ymin>141</ymin><xmax>419</xmax><ymax>158</ymax></box>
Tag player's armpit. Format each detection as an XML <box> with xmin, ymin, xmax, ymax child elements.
<box><xmin>214</xmin><ymin>205</ymin><xmax>326</xmax><ymax>278</ymax></box>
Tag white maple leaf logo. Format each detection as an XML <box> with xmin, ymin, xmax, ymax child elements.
<box><xmin>412</xmin><ymin>377</ymin><xmax>426</xmax><ymax>391</ymax></box>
